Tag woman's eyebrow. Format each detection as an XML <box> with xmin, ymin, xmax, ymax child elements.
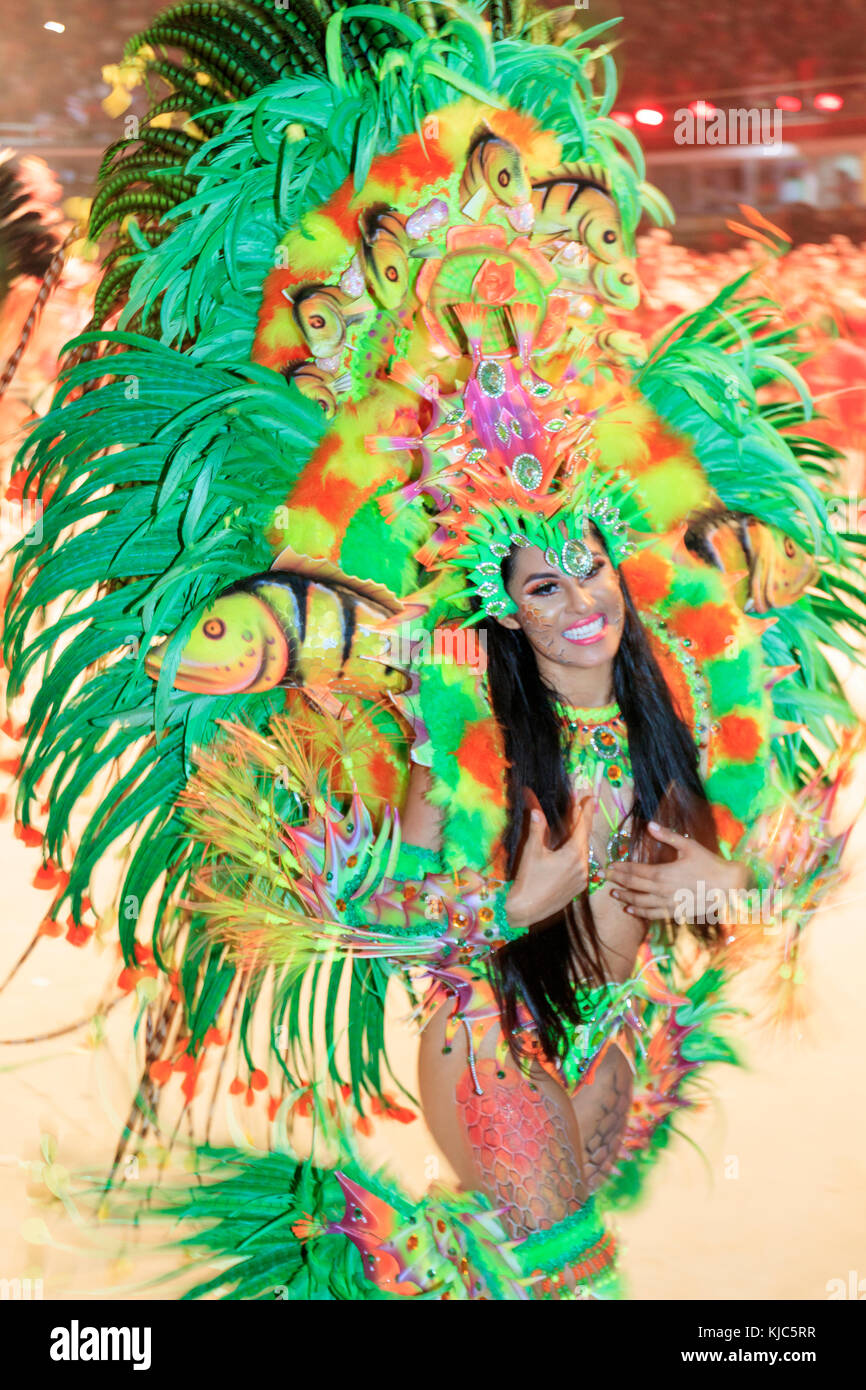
<box><xmin>523</xmin><ymin>554</ymin><xmax>605</xmax><ymax>585</ymax></box>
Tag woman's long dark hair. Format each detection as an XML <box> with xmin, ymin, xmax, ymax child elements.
<box><xmin>485</xmin><ymin>545</ymin><xmax>721</xmax><ymax>1066</ymax></box>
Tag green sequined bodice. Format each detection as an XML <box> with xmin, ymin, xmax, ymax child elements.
<box><xmin>555</xmin><ymin>700</ymin><xmax>633</xmax><ymax>892</ymax></box>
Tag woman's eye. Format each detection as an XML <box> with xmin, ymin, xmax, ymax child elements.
<box><xmin>527</xmin><ymin>582</ymin><xmax>557</xmax><ymax>597</ymax></box>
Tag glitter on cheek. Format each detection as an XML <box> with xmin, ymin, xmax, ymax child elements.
<box><xmin>520</xmin><ymin>601</ymin><xmax>553</xmax><ymax>629</ymax></box>
<box><xmin>518</xmin><ymin>601</ymin><xmax>560</xmax><ymax>654</ymax></box>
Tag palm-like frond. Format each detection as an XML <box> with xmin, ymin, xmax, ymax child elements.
<box><xmin>5</xmin><ymin>337</ymin><xmax>328</xmax><ymax>926</ymax></box>
<box><xmin>637</xmin><ymin>272</ymin><xmax>865</xmax><ymax>781</ymax></box>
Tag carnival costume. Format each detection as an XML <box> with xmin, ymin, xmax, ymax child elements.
<box><xmin>3</xmin><ymin>1</ymin><xmax>863</xmax><ymax>1300</ymax></box>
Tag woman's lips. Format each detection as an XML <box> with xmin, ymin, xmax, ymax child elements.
<box><xmin>562</xmin><ymin>613</ymin><xmax>607</xmax><ymax>645</ymax></box>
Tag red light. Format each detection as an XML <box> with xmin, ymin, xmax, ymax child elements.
<box><xmin>688</xmin><ymin>100</ymin><xmax>717</xmax><ymax>117</ymax></box>
<box><xmin>814</xmin><ymin>92</ymin><xmax>844</xmax><ymax>111</ymax></box>
<box><xmin>776</xmin><ymin>95</ymin><xmax>802</xmax><ymax>112</ymax></box>
<box><xmin>635</xmin><ymin>108</ymin><xmax>664</xmax><ymax>126</ymax></box>
<box><xmin>611</xmin><ymin>111</ymin><xmax>634</xmax><ymax>127</ymax></box>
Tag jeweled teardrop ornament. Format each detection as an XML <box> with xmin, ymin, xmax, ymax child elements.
<box><xmin>560</xmin><ymin>535</ymin><xmax>594</xmax><ymax>578</ymax></box>
<box><xmin>591</xmin><ymin>725</ymin><xmax>619</xmax><ymax>759</ymax></box>
<box><xmin>587</xmin><ymin>843</ymin><xmax>604</xmax><ymax>889</ymax></box>
<box><xmin>477</xmin><ymin>360</ymin><xmax>506</xmax><ymax>398</ymax></box>
<box><xmin>512</xmin><ymin>452</ymin><xmax>543</xmax><ymax>491</ymax></box>
<box><xmin>607</xmin><ymin>827</ymin><xmax>630</xmax><ymax>862</ymax></box>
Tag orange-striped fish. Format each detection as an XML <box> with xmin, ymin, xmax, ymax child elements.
<box><xmin>285</xmin><ymin>361</ymin><xmax>338</xmax><ymax>418</ymax></box>
<box><xmin>359</xmin><ymin>207</ymin><xmax>410</xmax><ymax>311</ymax></box>
<box><xmin>145</xmin><ymin>573</ymin><xmax>404</xmax><ymax>695</ymax></box>
<box><xmin>287</xmin><ymin>285</ymin><xmax>348</xmax><ymax>358</ymax></box>
<box><xmin>531</xmin><ymin>176</ymin><xmax>639</xmax><ymax>309</ymax></box>
<box><xmin>685</xmin><ymin>510</ymin><xmax>818</xmax><ymax>612</ymax></box>
<box><xmin>459</xmin><ymin>131</ymin><xmax>531</xmax><ymax>217</ymax></box>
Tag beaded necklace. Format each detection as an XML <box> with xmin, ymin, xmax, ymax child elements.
<box><xmin>554</xmin><ymin>699</ymin><xmax>633</xmax><ymax>890</ymax></box>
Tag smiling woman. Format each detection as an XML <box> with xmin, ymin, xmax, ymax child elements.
<box><xmin>404</xmin><ymin>526</ymin><xmax>752</xmax><ymax>1282</ymax></box>
<box><xmin>497</xmin><ymin>538</ymin><xmax>626</xmax><ymax>694</ymax></box>
<box><xmin>2</xmin><ymin>0</ymin><xmax>859</xmax><ymax>1307</ymax></box>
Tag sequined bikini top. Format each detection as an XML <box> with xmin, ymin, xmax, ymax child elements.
<box><xmin>555</xmin><ymin>699</ymin><xmax>633</xmax><ymax>892</ymax></box>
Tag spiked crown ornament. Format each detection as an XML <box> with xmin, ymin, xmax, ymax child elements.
<box><xmin>378</xmin><ymin>349</ymin><xmax>648</xmax><ymax>621</ymax></box>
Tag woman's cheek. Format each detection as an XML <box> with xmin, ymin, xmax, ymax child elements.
<box><xmin>519</xmin><ymin>600</ymin><xmax>556</xmax><ymax>633</ymax></box>
<box><xmin>598</xmin><ymin>583</ymin><xmax>625</xmax><ymax>630</ymax></box>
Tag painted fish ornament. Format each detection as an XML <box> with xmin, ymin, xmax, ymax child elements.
<box><xmin>145</xmin><ymin>573</ymin><xmax>403</xmax><ymax>695</ymax></box>
<box><xmin>289</xmin><ymin>285</ymin><xmax>348</xmax><ymax>358</ymax></box>
<box><xmin>684</xmin><ymin>510</ymin><xmax>818</xmax><ymax>612</ymax></box>
<box><xmin>531</xmin><ymin>178</ymin><xmax>639</xmax><ymax>308</ymax></box>
<box><xmin>746</xmin><ymin>517</ymin><xmax>819</xmax><ymax>612</ymax></box>
<box><xmin>589</xmin><ymin>258</ymin><xmax>640</xmax><ymax>311</ymax></box>
<box><xmin>359</xmin><ymin>207</ymin><xmax>411</xmax><ymax>310</ymax></box>
<box><xmin>286</xmin><ymin>361</ymin><xmax>338</xmax><ymax>418</ymax></box>
<box><xmin>459</xmin><ymin>131</ymin><xmax>532</xmax><ymax>221</ymax></box>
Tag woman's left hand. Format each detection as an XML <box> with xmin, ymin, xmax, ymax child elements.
<box><xmin>604</xmin><ymin>821</ymin><xmax>750</xmax><ymax>922</ymax></box>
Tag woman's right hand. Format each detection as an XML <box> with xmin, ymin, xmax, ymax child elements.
<box><xmin>505</xmin><ymin>795</ymin><xmax>593</xmax><ymax>932</ymax></box>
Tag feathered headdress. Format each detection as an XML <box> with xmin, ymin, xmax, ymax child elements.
<box><xmin>1</xmin><ymin>6</ymin><xmax>861</xmax><ymax>1265</ymax></box>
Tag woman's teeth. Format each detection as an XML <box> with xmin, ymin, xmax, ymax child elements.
<box><xmin>564</xmin><ymin>615</ymin><xmax>605</xmax><ymax>643</ymax></box>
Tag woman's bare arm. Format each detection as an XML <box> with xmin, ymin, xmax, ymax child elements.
<box><xmin>400</xmin><ymin>762</ymin><xmax>445</xmax><ymax>852</ymax></box>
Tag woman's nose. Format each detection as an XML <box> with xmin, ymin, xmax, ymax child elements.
<box><xmin>566</xmin><ymin>580</ymin><xmax>594</xmax><ymax>611</ymax></box>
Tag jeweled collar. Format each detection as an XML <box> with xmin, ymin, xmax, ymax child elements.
<box><xmin>555</xmin><ymin>699</ymin><xmax>621</xmax><ymax>728</ymax></box>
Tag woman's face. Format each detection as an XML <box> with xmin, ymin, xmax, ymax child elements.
<box><xmin>497</xmin><ymin>539</ymin><xmax>625</xmax><ymax>674</ymax></box>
